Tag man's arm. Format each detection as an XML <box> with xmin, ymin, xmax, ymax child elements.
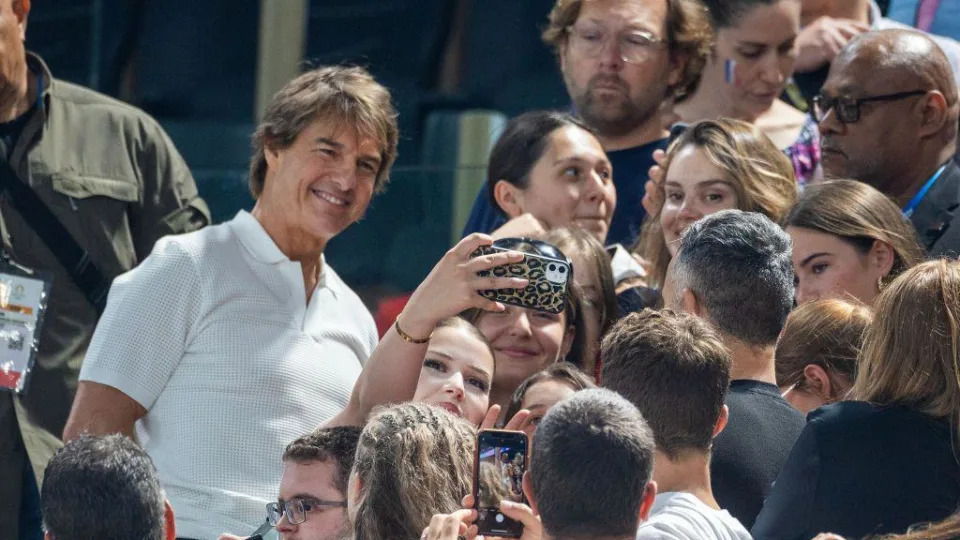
<box><xmin>63</xmin><ymin>381</ymin><xmax>147</xmax><ymax>441</ymax></box>
<box><xmin>131</xmin><ymin>117</ymin><xmax>210</xmax><ymax>258</ymax></box>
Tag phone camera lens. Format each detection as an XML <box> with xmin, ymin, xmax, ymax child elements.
<box><xmin>548</xmin><ymin>264</ymin><xmax>556</xmax><ymax>271</ymax></box>
<box><xmin>560</xmin><ymin>267</ymin><xmax>567</xmax><ymax>273</ymax></box>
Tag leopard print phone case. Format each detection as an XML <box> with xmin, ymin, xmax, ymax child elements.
<box><xmin>470</xmin><ymin>245</ymin><xmax>571</xmax><ymax>314</ymax></box>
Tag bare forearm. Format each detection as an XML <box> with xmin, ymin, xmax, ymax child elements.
<box><xmin>63</xmin><ymin>381</ymin><xmax>145</xmax><ymax>441</ymax></box>
<box><xmin>327</xmin><ymin>317</ymin><xmax>431</xmax><ymax>427</ymax></box>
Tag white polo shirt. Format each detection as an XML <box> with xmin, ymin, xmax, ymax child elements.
<box><xmin>80</xmin><ymin>211</ymin><xmax>377</xmax><ymax>539</ymax></box>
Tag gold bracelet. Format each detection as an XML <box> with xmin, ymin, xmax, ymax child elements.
<box><xmin>394</xmin><ymin>315</ymin><xmax>431</xmax><ymax>344</ymax></box>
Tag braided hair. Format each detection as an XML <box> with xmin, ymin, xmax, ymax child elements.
<box><xmin>352</xmin><ymin>403</ymin><xmax>476</xmax><ymax>540</ymax></box>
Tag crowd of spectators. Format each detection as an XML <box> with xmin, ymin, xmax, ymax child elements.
<box><xmin>4</xmin><ymin>0</ymin><xmax>960</xmax><ymax>539</ymax></box>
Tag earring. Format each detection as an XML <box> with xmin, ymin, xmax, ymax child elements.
<box><xmin>877</xmin><ymin>277</ymin><xmax>884</xmax><ymax>291</ymax></box>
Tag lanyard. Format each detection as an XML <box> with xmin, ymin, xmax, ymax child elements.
<box><xmin>904</xmin><ymin>164</ymin><xmax>948</xmax><ymax>218</ymax></box>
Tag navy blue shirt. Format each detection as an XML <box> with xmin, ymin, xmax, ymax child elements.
<box><xmin>461</xmin><ymin>139</ymin><xmax>668</xmax><ymax>247</ymax></box>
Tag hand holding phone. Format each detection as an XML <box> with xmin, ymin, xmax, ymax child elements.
<box><xmin>473</xmin><ymin>429</ymin><xmax>529</xmax><ymax>538</ymax></box>
<box><xmin>471</xmin><ymin>237</ymin><xmax>571</xmax><ymax>314</ymax></box>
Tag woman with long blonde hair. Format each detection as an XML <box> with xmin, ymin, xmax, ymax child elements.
<box><xmin>635</xmin><ymin>118</ymin><xmax>797</xmax><ymax>288</ymax></box>
<box><xmin>348</xmin><ymin>403</ymin><xmax>475</xmax><ymax>540</ymax></box>
<box><xmin>754</xmin><ymin>260</ymin><xmax>960</xmax><ymax>540</ymax></box>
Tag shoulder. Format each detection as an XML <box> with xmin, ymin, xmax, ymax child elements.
<box><xmin>120</xmin><ymin>222</ymin><xmax>236</xmax><ymax>283</ymax></box>
<box><xmin>807</xmin><ymin>401</ymin><xmax>880</xmax><ymax>426</ymax></box>
<box><xmin>802</xmin><ymin>401</ymin><xmax>907</xmax><ymax>444</ymax></box>
<box><xmin>640</xmin><ymin>494</ymin><xmax>721</xmax><ymax>540</ymax></box>
<box><xmin>48</xmin><ymin>78</ymin><xmax>172</xmax><ymax>142</ymax></box>
<box><xmin>153</xmin><ymin>220</ymin><xmax>238</xmax><ymax>261</ymax></box>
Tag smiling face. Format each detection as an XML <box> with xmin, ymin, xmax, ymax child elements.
<box><xmin>560</xmin><ymin>0</ymin><xmax>677</xmax><ymax>137</ymax></box>
<box><xmin>707</xmin><ymin>0</ymin><xmax>800</xmax><ymax>120</ymax></box>
<box><xmin>516</xmin><ymin>378</ymin><xmax>578</xmax><ymax>443</ymax></box>
<box><xmin>476</xmin><ymin>306</ymin><xmax>572</xmax><ymax>398</ymax></box>
<box><xmin>260</xmin><ymin>118</ymin><xmax>382</xmax><ymax>249</ymax></box>
<box><xmin>503</xmin><ymin>125</ymin><xmax>616</xmax><ymax>243</ymax></box>
<box><xmin>788</xmin><ymin>226</ymin><xmax>884</xmax><ymax>305</ymax></box>
<box><xmin>412</xmin><ymin>326</ymin><xmax>494</xmax><ymax>426</ymax></box>
<box><xmin>275</xmin><ymin>460</ymin><xmax>350</xmax><ymax>540</ymax></box>
<box><xmin>660</xmin><ymin>145</ymin><xmax>739</xmax><ymax>256</ymax></box>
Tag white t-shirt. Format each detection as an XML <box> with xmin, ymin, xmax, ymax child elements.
<box><xmin>637</xmin><ymin>492</ymin><xmax>753</xmax><ymax>540</ymax></box>
<box><xmin>80</xmin><ymin>211</ymin><xmax>377</xmax><ymax>539</ymax></box>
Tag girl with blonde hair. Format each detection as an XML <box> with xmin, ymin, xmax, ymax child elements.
<box><xmin>349</xmin><ymin>403</ymin><xmax>475</xmax><ymax>540</ymax></box>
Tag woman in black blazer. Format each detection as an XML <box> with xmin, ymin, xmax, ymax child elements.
<box><xmin>753</xmin><ymin>259</ymin><xmax>960</xmax><ymax>540</ymax></box>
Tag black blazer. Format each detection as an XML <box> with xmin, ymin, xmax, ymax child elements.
<box><xmin>910</xmin><ymin>159</ymin><xmax>960</xmax><ymax>258</ymax></box>
<box><xmin>752</xmin><ymin>402</ymin><xmax>960</xmax><ymax>540</ymax></box>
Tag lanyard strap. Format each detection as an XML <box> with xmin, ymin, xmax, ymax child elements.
<box><xmin>904</xmin><ymin>164</ymin><xmax>948</xmax><ymax>218</ymax></box>
<box><xmin>915</xmin><ymin>0</ymin><xmax>941</xmax><ymax>32</ymax></box>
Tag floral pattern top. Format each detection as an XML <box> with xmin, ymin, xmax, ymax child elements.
<box><xmin>784</xmin><ymin>115</ymin><xmax>821</xmax><ymax>186</ymax></box>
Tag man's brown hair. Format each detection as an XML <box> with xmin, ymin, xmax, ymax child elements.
<box><xmin>283</xmin><ymin>426</ymin><xmax>362</xmax><ymax>496</ymax></box>
<box><xmin>249</xmin><ymin>65</ymin><xmax>399</xmax><ymax>198</ymax></box>
<box><xmin>542</xmin><ymin>0</ymin><xmax>713</xmax><ymax>100</ymax></box>
<box><xmin>601</xmin><ymin>309</ymin><xmax>731</xmax><ymax>458</ymax></box>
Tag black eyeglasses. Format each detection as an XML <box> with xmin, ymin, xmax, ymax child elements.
<box><xmin>811</xmin><ymin>90</ymin><xmax>928</xmax><ymax>124</ymax></box>
<box><xmin>266</xmin><ymin>498</ymin><xmax>347</xmax><ymax>526</ymax></box>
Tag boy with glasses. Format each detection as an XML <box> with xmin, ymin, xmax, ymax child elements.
<box><xmin>219</xmin><ymin>427</ymin><xmax>361</xmax><ymax>540</ymax></box>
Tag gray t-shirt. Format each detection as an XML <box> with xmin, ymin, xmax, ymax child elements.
<box><xmin>637</xmin><ymin>492</ymin><xmax>753</xmax><ymax>540</ymax></box>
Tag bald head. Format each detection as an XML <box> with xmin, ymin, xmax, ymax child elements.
<box><xmin>836</xmin><ymin>29</ymin><xmax>958</xmax><ymax>107</ymax></box>
<box><xmin>819</xmin><ymin>29</ymin><xmax>959</xmax><ymax>200</ymax></box>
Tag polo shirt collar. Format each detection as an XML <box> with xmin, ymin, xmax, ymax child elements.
<box><xmin>230</xmin><ymin>210</ymin><xmax>340</xmax><ymax>298</ymax></box>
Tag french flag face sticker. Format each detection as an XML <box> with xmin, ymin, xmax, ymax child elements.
<box><xmin>724</xmin><ymin>59</ymin><xmax>738</xmax><ymax>86</ymax></box>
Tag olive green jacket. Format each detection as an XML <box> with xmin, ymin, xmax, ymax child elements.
<box><xmin>0</xmin><ymin>53</ymin><xmax>209</xmax><ymax>536</ymax></box>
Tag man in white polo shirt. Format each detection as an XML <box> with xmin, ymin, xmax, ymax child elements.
<box><xmin>62</xmin><ymin>65</ymin><xmax>398</xmax><ymax>539</ymax></box>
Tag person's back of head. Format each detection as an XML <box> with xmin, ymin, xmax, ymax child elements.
<box><xmin>528</xmin><ymin>388</ymin><xmax>656</xmax><ymax>539</ymax></box>
<box><xmin>601</xmin><ymin>309</ymin><xmax>731</xmax><ymax>459</ymax></box>
<box><xmin>351</xmin><ymin>403</ymin><xmax>475</xmax><ymax>540</ymax></box>
<box><xmin>668</xmin><ymin>209</ymin><xmax>794</xmax><ymax>347</ymax></box>
<box><xmin>851</xmin><ymin>259</ymin><xmax>960</xmax><ymax>448</ymax></box>
<box><xmin>777</xmin><ymin>298</ymin><xmax>873</xmax><ymax>412</ymax></box>
<box><xmin>41</xmin><ymin>433</ymin><xmax>172</xmax><ymax>540</ymax></box>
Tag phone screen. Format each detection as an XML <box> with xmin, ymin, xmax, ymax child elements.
<box><xmin>474</xmin><ymin>430</ymin><xmax>528</xmax><ymax>538</ymax></box>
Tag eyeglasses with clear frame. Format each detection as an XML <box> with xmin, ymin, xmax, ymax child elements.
<box><xmin>811</xmin><ymin>90</ymin><xmax>929</xmax><ymax>124</ymax></box>
<box><xmin>265</xmin><ymin>497</ymin><xmax>347</xmax><ymax>526</ymax></box>
<box><xmin>565</xmin><ymin>24</ymin><xmax>666</xmax><ymax>63</ymax></box>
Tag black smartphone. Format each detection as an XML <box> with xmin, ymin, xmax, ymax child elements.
<box><xmin>473</xmin><ymin>429</ymin><xmax>529</xmax><ymax>538</ymax></box>
<box><xmin>471</xmin><ymin>237</ymin><xmax>572</xmax><ymax>314</ymax></box>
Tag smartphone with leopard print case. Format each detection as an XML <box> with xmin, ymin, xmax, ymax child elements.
<box><xmin>470</xmin><ymin>237</ymin><xmax>572</xmax><ymax>314</ymax></box>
